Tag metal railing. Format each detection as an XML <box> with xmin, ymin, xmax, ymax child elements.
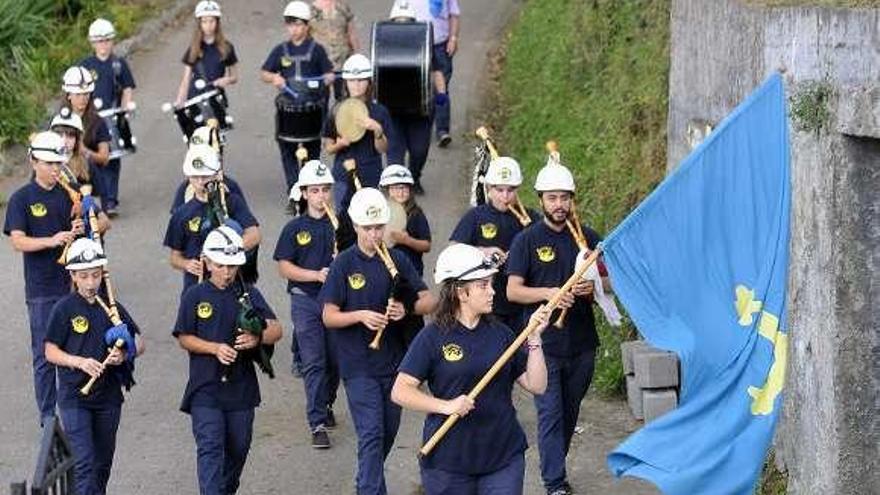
<box><xmin>9</xmin><ymin>416</ymin><xmax>74</xmax><ymax>495</ymax></box>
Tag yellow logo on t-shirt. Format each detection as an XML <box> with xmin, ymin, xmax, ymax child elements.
<box><xmin>281</xmin><ymin>56</ymin><xmax>293</xmax><ymax>68</ymax></box>
<box><xmin>197</xmin><ymin>302</ymin><xmax>213</xmax><ymax>319</ymax></box>
<box><xmin>71</xmin><ymin>315</ymin><xmax>89</xmax><ymax>334</ymax></box>
<box><xmin>348</xmin><ymin>273</ymin><xmax>366</xmax><ymax>290</ymax></box>
<box><xmin>480</xmin><ymin>223</ymin><xmax>498</xmax><ymax>240</ymax></box>
<box><xmin>536</xmin><ymin>246</ymin><xmax>556</xmax><ymax>263</ymax></box>
<box><xmin>442</xmin><ymin>343</ymin><xmax>464</xmax><ymax>362</ymax></box>
<box><xmin>89</xmin><ymin>69</ymin><xmax>99</xmax><ymax>82</ymax></box>
<box><xmin>29</xmin><ymin>203</ymin><xmax>47</xmax><ymax>218</ymax></box>
<box><xmin>296</xmin><ymin>231</ymin><xmax>312</xmax><ymax>246</ymax></box>
<box><xmin>187</xmin><ymin>216</ymin><xmax>201</xmax><ymax>233</ymax></box>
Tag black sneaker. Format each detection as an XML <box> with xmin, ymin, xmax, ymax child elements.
<box><xmin>438</xmin><ymin>133</ymin><xmax>452</xmax><ymax>148</ymax></box>
<box><xmin>311</xmin><ymin>425</ymin><xmax>330</xmax><ymax>449</ymax></box>
<box><xmin>325</xmin><ymin>408</ymin><xmax>337</xmax><ymax>429</ymax></box>
<box><xmin>547</xmin><ymin>482</ymin><xmax>573</xmax><ymax>495</ymax></box>
<box><xmin>105</xmin><ymin>206</ymin><xmax>119</xmax><ymax>218</ymax></box>
<box><xmin>413</xmin><ymin>180</ymin><xmax>425</xmax><ymax>196</ymax></box>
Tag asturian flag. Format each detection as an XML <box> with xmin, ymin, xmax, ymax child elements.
<box><xmin>604</xmin><ymin>73</ymin><xmax>791</xmax><ymax>494</ymax></box>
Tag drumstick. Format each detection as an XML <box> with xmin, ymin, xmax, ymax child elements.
<box><xmin>369</xmin><ymin>241</ymin><xmax>399</xmax><ymax>350</ymax></box>
<box><xmin>419</xmin><ymin>248</ymin><xmax>601</xmax><ymax>458</ymax></box>
<box><xmin>343</xmin><ymin>159</ymin><xmax>362</xmax><ymax>190</ymax></box>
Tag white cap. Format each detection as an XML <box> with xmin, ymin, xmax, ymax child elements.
<box><xmin>379</xmin><ymin>164</ymin><xmax>414</xmax><ymax>187</ymax></box>
<box><xmin>434</xmin><ymin>244</ymin><xmax>499</xmax><ymax>284</ymax></box>
<box><xmin>29</xmin><ymin>131</ymin><xmax>68</xmax><ymax>163</ymax></box>
<box><xmin>289</xmin><ymin>160</ymin><xmax>334</xmax><ymax>201</ymax></box>
<box><xmin>342</xmin><ymin>54</ymin><xmax>373</xmax><ymax>80</ymax></box>
<box><xmin>485</xmin><ymin>156</ymin><xmax>523</xmax><ymax>187</ymax></box>
<box><xmin>534</xmin><ymin>163</ymin><xmax>576</xmax><ymax>192</ymax></box>
<box><xmin>390</xmin><ymin>1</ymin><xmax>416</xmax><ymax>20</ymax></box>
<box><xmin>348</xmin><ymin>188</ymin><xmax>390</xmax><ymax>226</ymax></box>
<box><xmin>88</xmin><ymin>18</ymin><xmax>116</xmax><ymax>41</ymax></box>
<box><xmin>283</xmin><ymin>1</ymin><xmax>312</xmax><ymax>21</ymax></box>
<box><xmin>50</xmin><ymin>108</ymin><xmax>84</xmax><ymax>133</ymax></box>
<box><xmin>66</xmin><ymin>238</ymin><xmax>108</xmax><ymax>271</ymax></box>
<box><xmin>202</xmin><ymin>225</ymin><xmax>246</xmax><ymax>266</ymax></box>
<box><xmin>183</xmin><ymin>144</ymin><xmax>221</xmax><ymax>176</ymax></box>
<box><xmin>195</xmin><ymin>0</ymin><xmax>222</xmax><ymax>18</ymax></box>
<box><xmin>62</xmin><ymin>66</ymin><xmax>95</xmax><ymax>94</ymax></box>
<box><xmin>189</xmin><ymin>125</ymin><xmax>221</xmax><ymax>149</ymax></box>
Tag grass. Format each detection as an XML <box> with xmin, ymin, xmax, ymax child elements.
<box><xmin>757</xmin><ymin>451</ymin><xmax>789</xmax><ymax>494</ymax></box>
<box><xmin>746</xmin><ymin>0</ymin><xmax>880</xmax><ymax>6</ymax></box>
<box><xmin>0</xmin><ymin>0</ymin><xmax>170</xmax><ymax>147</ymax></box>
<box><xmin>494</xmin><ymin>0</ymin><xmax>670</xmax><ymax>395</ymax></box>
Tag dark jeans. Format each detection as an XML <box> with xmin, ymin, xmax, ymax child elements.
<box><xmin>190</xmin><ymin>406</ymin><xmax>255</xmax><ymax>495</ymax></box>
<box><xmin>420</xmin><ymin>453</ymin><xmax>525</xmax><ymax>495</ymax></box>
<box><xmin>27</xmin><ymin>296</ymin><xmax>62</xmax><ymax>422</ymax></box>
<box><xmin>291</xmin><ymin>294</ymin><xmax>339</xmax><ymax>429</ymax></box>
<box><xmin>432</xmin><ymin>43</ymin><xmax>454</xmax><ymax>136</ymax></box>
<box><xmin>278</xmin><ymin>139</ymin><xmax>322</xmax><ymax>193</ymax></box>
<box><xmin>60</xmin><ymin>405</ymin><xmax>121</xmax><ymax>495</ymax></box>
<box><xmin>98</xmin><ymin>158</ymin><xmax>121</xmax><ymax>208</ymax></box>
<box><xmin>344</xmin><ymin>375</ymin><xmax>401</xmax><ymax>495</ymax></box>
<box><xmin>534</xmin><ymin>351</ymin><xmax>596</xmax><ymax>491</ymax></box>
<box><xmin>388</xmin><ymin>114</ymin><xmax>432</xmax><ymax>182</ymax></box>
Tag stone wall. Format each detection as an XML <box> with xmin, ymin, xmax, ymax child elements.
<box><xmin>668</xmin><ymin>2</ymin><xmax>879</xmax><ymax>493</ymax></box>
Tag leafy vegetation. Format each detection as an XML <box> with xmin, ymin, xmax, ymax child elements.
<box><xmin>494</xmin><ymin>0</ymin><xmax>670</xmax><ymax>395</ymax></box>
<box><xmin>0</xmin><ymin>0</ymin><xmax>169</xmax><ymax>147</ymax></box>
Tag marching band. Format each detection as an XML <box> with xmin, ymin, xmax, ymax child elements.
<box><xmin>2</xmin><ymin>2</ymin><xmax>611</xmax><ymax>495</ymax></box>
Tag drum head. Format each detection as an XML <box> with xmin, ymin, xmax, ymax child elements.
<box><xmin>335</xmin><ymin>98</ymin><xmax>369</xmax><ymax>143</ymax></box>
<box><xmin>383</xmin><ymin>200</ymin><xmax>408</xmax><ymax>247</ymax></box>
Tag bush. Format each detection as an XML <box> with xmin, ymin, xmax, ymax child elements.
<box><xmin>496</xmin><ymin>0</ymin><xmax>671</xmax><ymax>395</ymax></box>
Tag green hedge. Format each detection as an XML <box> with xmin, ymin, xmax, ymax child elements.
<box><xmin>0</xmin><ymin>0</ymin><xmax>166</xmax><ymax>147</ymax></box>
<box><xmin>496</xmin><ymin>0</ymin><xmax>670</xmax><ymax>395</ymax></box>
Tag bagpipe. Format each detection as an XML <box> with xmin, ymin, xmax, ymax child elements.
<box><xmin>220</xmin><ymin>274</ymin><xmax>275</xmax><ymax>382</ymax></box>
<box><xmin>162</xmin><ymin>78</ymin><xmax>234</xmax><ymax>143</ymax></box>
<box><xmin>198</xmin><ymin>178</ymin><xmax>260</xmax><ymax>285</ymax></box>
<box><xmin>471</xmin><ymin>127</ymin><xmax>532</xmax><ymax>226</ymax></box>
<box><xmin>55</xmin><ymin>165</ymin><xmax>84</xmax><ymax>265</ymax></box>
<box><xmin>368</xmin><ymin>240</ymin><xmax>419</xmax><ymax>351</ymax></box>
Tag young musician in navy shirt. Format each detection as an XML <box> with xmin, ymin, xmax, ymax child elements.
<box><xmin>175</xmin><ymin>1</ymin><xmax>239</xmax><ymax>106</ymax></box>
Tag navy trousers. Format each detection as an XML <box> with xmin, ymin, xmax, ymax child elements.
<box><xmin>60</xmin><ymin>405</ymin><xmax>121</xmax><ymax>495</ymax></box>
<box><xmin>190</xmin><ymin>406</ymin><xmax>255</xmax><ymax>495</ymax></box>
<box><xmin>420</xmin><ymin>453</ymin><xmax>525</xmax><ymax>495</ymax></box>
<box><xmin>344</xmin><ymin>375</ymin><xmax>401</xmax><ymax>495</ymax></box>
<box><xmin>291</xmin><ymin>294</ymin><xmax>339</xmax><ymax>429</ymax></box>
<box><xmin>27</xmin><ymin>296</ymin><xmax>62</xmax><ymax>422</ymax></box>
<box><xmin>431</xmin><ymin>43</ymin><xmax>453</xmax><ymax>136</ymax></box>
<box><xmin>388</xmin><ymin>115</ymin><xmax>432</xmax><ymax>182</ymax></box>
<box><xmin>98</xmin><ymin>158</ymin><xmax>121</xmax><ymax>209</ymax></box>
<box><xmin>534</xmin><ymin>351</ymin><xmax>596</xmax><ymax>491</ymax></box>
<box><xmin>332</xmin><ymin>158</ymin><xmax>383</xmax><ymax>212</ymax></box>
<box><xmin>278</xmin><ymin>139</ymin><xmax>322</xmax><ymax>193</ymax></box>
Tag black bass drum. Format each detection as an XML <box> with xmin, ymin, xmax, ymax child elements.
<box><xmin>370</xmin><ymin>20</ymin><xmax>433</xmax><ymax>117</ymax></box>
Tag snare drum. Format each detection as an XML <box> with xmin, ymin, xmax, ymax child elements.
<box><xmin>275</xmin><ymin>79</ymin><xmax>326</xmax><ymax>143</ymax></box>
<box><xmin>171</xmin><ymin>88</ymin><xmax>233</xmax><ymax>140</ymax></box>
<box><xmin>97</xmin><ymin>107</ymin><xmax>137</xmax><ymax>160</ymax></box>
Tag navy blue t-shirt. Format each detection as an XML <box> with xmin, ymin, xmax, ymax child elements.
<box><xmin>319</xmin><ymin>244</ymin><xmax>427</xmax><ymax>379</ymax></box>
<box><xmin>323</xmin><ymin>100</ymin><xmax>394</xmax><ymax>188</ymax></box>
<box><xmin>273</xmin><ymin>214</ymin><xmax>335</xmax><ymax>298</ymax></box>
<box><xmin>261</xmin><ymin>38</ymin><xmax>333</xmax><ymax>81</ymax></box>
<box><xmin>45</xmin><ymin>293</ymin><xmax>139</xmax><ymax>409</ymax></box>
<box><xmin>507</xmin><ymin>220</ymin><xmax>602</xmax><ymax>357</ymax></box>
<box><xmin>173</xmin><ymin>282</ymin><xmax>276</xmax><ymax>413</ymax></box>
<box><xmin>169</xmin><ymin>177</ymin><xmax>246</xmax><ymax>214</ymax></box>
<box><xmin>399</xmin><ymin>319</ymin><xmax>528</xmax><ymax>474</ymax></box>
<box><xmin>392</xmin><ymin>208</ymin><xmax>431</xmax><ymax>277</ymax></box>
<box><xmin>79</xmin><ymin>55</ymin><xmax>136</xmax><ymax>109</ymax></box>
<box><xmin>84</xmin><ymin>115</ymin><xmax>111</xmax><ymax>154</ymax></box>
<box><xmin>182</xmin><ymin>41</ymin><xmax>239</xmax><ymax>99</ymax></box>
<box><xmin>3</xmin><ymin>181</ymin><xmax>74</xmax><ymax>299</ymax></box>
<box><xmin>163</xmin><ymin>193</ymin><xmax>258</xmax><ymax>288</ymax></box>
<box><xmin>450</xmin><ymin>203</ymin><xmax>538</xmax><ymax>319</ymax></box>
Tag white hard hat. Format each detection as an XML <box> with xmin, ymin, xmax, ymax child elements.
<box><xmin>183</xmin><ymin>144</ymin><xmax>221</xmax><ymax>176</ymax></box>
<box><xmin>434</xmin><ymin>244</ymin><xmax>499</xmax><ymax>284</ymax></box>
<box><xmin>50</xmin><ymin>108</ymin><xmax>84</xmax><ymax>133</ymax></box>
<box><xmin>289</xmin><ymin>160</ymin><xmax>334</xmax><ymax>201</ymax></box>
<box><xmin>62</xmin><ymin>66</ymin><xmax>95</xmax><ymax>94</ymax></box>
<box><xmin>202</xmin><ymin>225</ymin><xmax>246</xmax><ymax>266</ymax></box>
<box><xmin>485</xmin><ymin>156</ymin><xmax>523</xmax><ymax>187</ymax></box>
<box><xmin>283</xmin><ymin>1</ymin><xmax>312</xmax><ymax>21</ymax></box>
<box><xmin>195</xmin><ymin>0</ymin><xmax>222</xmax><ymax>18</ymax></box>
<box><xmin>342</xmin><ymin>54</ymin><xmax>373</xmax><ymax>80</ymax></box>
<box><xmin>534</xmin><ymin>164</ymin><xmax>576</xmax><ymax>192</ymax></box>
<box><xmin>348</xmin><ymin>187</ymin><xmax>390</xmax><ymax>226</ymax></box>
<box><xmin>390</xmin><ymin>1</ymin><xmax>417</xmax><ymax>20</ymax></box>
<box><xmin>29</xmin><ymin>131</ymin><xmax>68</xmax><ymax>163</ymax></box>
<box><xmin>88</xmin><ymin>18</ymin><xmax>116</xmax><ymax>41</ymax></box>
<box><xmin>66</xmin><ymin>238</ymin><xmax>108</xmax><ymax>271</ymax></box>
<box><xmin>379</xmin><ymin>164</ymin><xmax>414</xmax><ymax>187</ymax></box>
<box><xmin>189</xmin><ymin>125</ymin><xmax>221</xmax><ymax>149</ymax></box>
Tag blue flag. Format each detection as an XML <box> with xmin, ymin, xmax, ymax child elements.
<box><xmin>604</xmin><ymin>73</ymin><xmax>791</xmax><ymax>494</ymax></box>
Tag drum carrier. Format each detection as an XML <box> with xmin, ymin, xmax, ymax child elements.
<box><xmin>275</xmin><ymin>40</ymin><xmax>327</xmax><ymax>143</ymax></box>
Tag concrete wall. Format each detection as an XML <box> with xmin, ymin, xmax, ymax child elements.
<box><xmin>668</xmin><ymin>2</ymin><xmax>879</xmax><ymax>493</ymax></box>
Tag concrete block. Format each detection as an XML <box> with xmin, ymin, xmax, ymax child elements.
<box><xmin>642</xmin><ymin>389</ymin><xmax>678</xmax><ymax>423</ymax></box>
<box><xmin>634</xmin><ymin>350</ymin><xmax>679</xmax><ymax>389</ymax></box>
<box><xmin>621</xmin><ymin>340</ymin><xmax>649</xmax><ymax>376</ymax></box>
<box><xmin>626</xmin><ymin>375</ymin><xmax>644</xmax><ymax>420</ymax></box>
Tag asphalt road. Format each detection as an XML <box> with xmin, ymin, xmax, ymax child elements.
<box><xmin>0</xmin><ymin>1</ymin><xmax>656</xmax><ymax>493</ymax></box>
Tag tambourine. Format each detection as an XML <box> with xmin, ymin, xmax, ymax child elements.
<box><xmin>335</xmin><ymin>98</ymin><xmax>369</xmax><ymax>142</ymax></box>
